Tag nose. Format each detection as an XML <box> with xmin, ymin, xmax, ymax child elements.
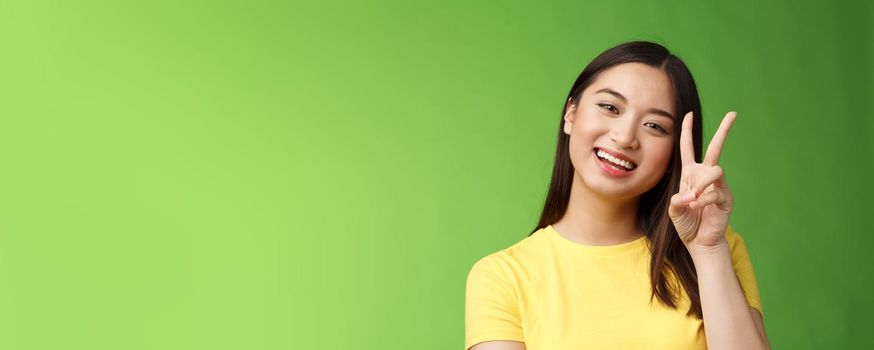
<box><xmin>608</xmin><ymin>118</ymin><xmax>639</xmax><ymax>150</ymax></box>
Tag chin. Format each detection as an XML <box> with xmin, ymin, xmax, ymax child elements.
<box><xmin>579</xmin><ymin>171</ymin><xmax>648</xmax><ymax>200</ymax></box>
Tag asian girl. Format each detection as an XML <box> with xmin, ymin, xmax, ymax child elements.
<box><xmin>465</xmin><ymin>41</ymin><xmax>770</xmax><ymax>350</ymax></box>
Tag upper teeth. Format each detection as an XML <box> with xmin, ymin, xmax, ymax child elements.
<box><xmin>597</xmin><ymin>149</ymin><xmax>635</xmax><ymax>170</ymax></box>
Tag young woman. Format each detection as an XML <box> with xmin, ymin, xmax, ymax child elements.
<box><xmin>464</xmin><ymin>41</ymin><xmax>770</xmax><ymax>350</ymax></box>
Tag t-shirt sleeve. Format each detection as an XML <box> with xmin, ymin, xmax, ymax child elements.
<box><xmin>726</xmin><ymin>225</ymin><xmax>764</xmax><ymax>319</ymax></box>
<box><xmin>464</xmin><ymin>254</ymin><xmax>524</xmax><ymax>349</ymax></box>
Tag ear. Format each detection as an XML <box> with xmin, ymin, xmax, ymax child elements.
<box><xmin>563</xmin><ymin>97</ymin><xmax>576</xmax><ymax>135</ymax></box>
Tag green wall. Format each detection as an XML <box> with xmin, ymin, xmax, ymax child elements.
<box><xmin>0</xmin><ymin>0</ymin><xmax>871</xmax><ymax>349</ymax></box>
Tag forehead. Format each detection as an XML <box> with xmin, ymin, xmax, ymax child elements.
<box><xmin>585</xmin><ymin>62</ymin><xmax>675</xmax><ymax>108</ymax></box>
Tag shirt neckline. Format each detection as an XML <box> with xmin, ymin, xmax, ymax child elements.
<box><xmin>544</xmin><ymin>224</ymin><xmax>648</xmax><ymax>255</ymax></box>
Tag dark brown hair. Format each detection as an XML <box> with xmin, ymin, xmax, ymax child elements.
<box><xmin>529</xmin><ymin>40</ymin><xmax>705</xmax><ymax>319</ymax></box>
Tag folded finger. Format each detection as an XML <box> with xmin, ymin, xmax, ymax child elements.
<box><xmin>668</xmin><ymin>192</ymin><xmax>691</xmax><ymax>217</ymax></box>
<box><xmin>689</xmin><ymin>190</ymin><xmax>723</xmax><ymax>209</ymax></box>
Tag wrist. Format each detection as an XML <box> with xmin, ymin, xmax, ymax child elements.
<box><xmin>686</xmin><ymin>239</ymin><xmax>730</xmax><ymax>262</ymax></box>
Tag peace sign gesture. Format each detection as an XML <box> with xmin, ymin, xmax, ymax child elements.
<box><xmin>668</xmin><ymin>111</ymin><xmax>737</xmax><ymax>255</ymax></box>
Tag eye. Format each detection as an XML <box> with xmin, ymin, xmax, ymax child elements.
<box><xmin>644</xmin><ymin>122</ymin><xmax>669</xmax><ymax>134</ymax></box>
<box><xmin>597</xmin><ymin>103</ymin><xmax>619</xmax><ymax>114</ymax></box>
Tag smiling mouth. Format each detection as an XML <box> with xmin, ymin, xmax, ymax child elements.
<box><xmin>593</xmin><ymin>148</ymin><xmax>638</xmax><ymax>171</ymax></box>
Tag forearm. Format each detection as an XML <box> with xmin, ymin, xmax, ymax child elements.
<box><xmin>690</xmin><ymin>242</ymin><xmax>769</xmax><ymax>350</ymax></box>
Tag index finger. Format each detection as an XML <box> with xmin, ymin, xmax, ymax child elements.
<box><xmin>679</xmin><ymin>111</ymin><xmax>695</xmax><ymax>165</ymax></box>
<box><xmin>703</xmin><ymin>111</ymin><xmax>737</xmax><ymax>166</ymax></box>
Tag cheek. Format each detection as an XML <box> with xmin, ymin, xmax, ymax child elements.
<box><xmin>644</xmin><ymin>141</ymin><xmax>675</xmax><ymax>170</ymax></box>
<box><xmin>567</xmin><ymin>133</ymin><xmax>587</xmax><ymax>164</ymax></box>
<box><xmin>566</xmin><ymin>133</ymin><xmax>595</xmax><ymax>174</ymax></box>
<box><xmin>570</xmin><ymin>118</ymin><xmax>601</xmax><ymax>149</ymax></box>
<box><xmin>657</xmin><ymin>144</ymin><xmax>675</xmax><ymax>169</ymax></box>
<box><xmin>568</xmin><ymin>119</ymin><xmax>596</xmax><ymax>147</ymax></box>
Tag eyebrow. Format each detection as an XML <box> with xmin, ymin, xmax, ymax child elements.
<box><xmin>594</xmin><ymin>88</ymin><xmax>675</xmax><ymax>120</ymax></box>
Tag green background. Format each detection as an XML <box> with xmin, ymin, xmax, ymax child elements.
<box><xmin>0</xmin><ymin>0</ymin><xmax>871</xmax><ymax>349</ymax></box>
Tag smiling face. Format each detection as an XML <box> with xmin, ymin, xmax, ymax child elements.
<box><xmin>563</xmin><ymin>62</ymin><xmax>677</xmax><ymax>200</ymax></box>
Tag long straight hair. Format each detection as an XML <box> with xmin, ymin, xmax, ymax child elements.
<box><xmin>530</xmin><ymin>40</ymin><xmax>705</xmax><ymax>319</ymax></box>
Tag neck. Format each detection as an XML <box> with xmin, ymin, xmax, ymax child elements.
<box><xmin>552</xmin><ymin>173</ymin><xmax>644</xmax><ymax>246</ymax></box>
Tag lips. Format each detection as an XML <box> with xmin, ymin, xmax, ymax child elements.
<box><xmin>593</xmin><ymin>150</ymin><xmax>634</xmax><ymax>177</ymax></box>
<box><xmin>594</xmin><ymin>147</ymin><xmax>638</xmax><ymax>169</ymax></box>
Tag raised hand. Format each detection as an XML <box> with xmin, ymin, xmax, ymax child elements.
<box><xmin>668</xmin><ymin>111</ymin><xmax>737</xmax><ymax>254</ymax></box>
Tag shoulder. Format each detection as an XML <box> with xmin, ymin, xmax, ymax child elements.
<box><xmin>722</xmin><ymin>224</ymin><xmax>759</xmax><ymax>279</ymax></box>
<box><xmin>724</xmin><ymin>224</ymin><xmax>749</xmax><ymax>251</ymax></box>
<box><xmin>467</xmin><ymin>227</ymin><xmax>553</xmax><ymax>281</ymax></box>
<box><xmin>723</xmin><ymin>224</ymin><xmax>752</xmax><ymax>261</ymax></box>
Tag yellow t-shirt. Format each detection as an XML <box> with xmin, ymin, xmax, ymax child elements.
<box><xmin>464</xmin><ymin>224</ymin><xmax>763</xmax><ymax>350</ymax></box>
